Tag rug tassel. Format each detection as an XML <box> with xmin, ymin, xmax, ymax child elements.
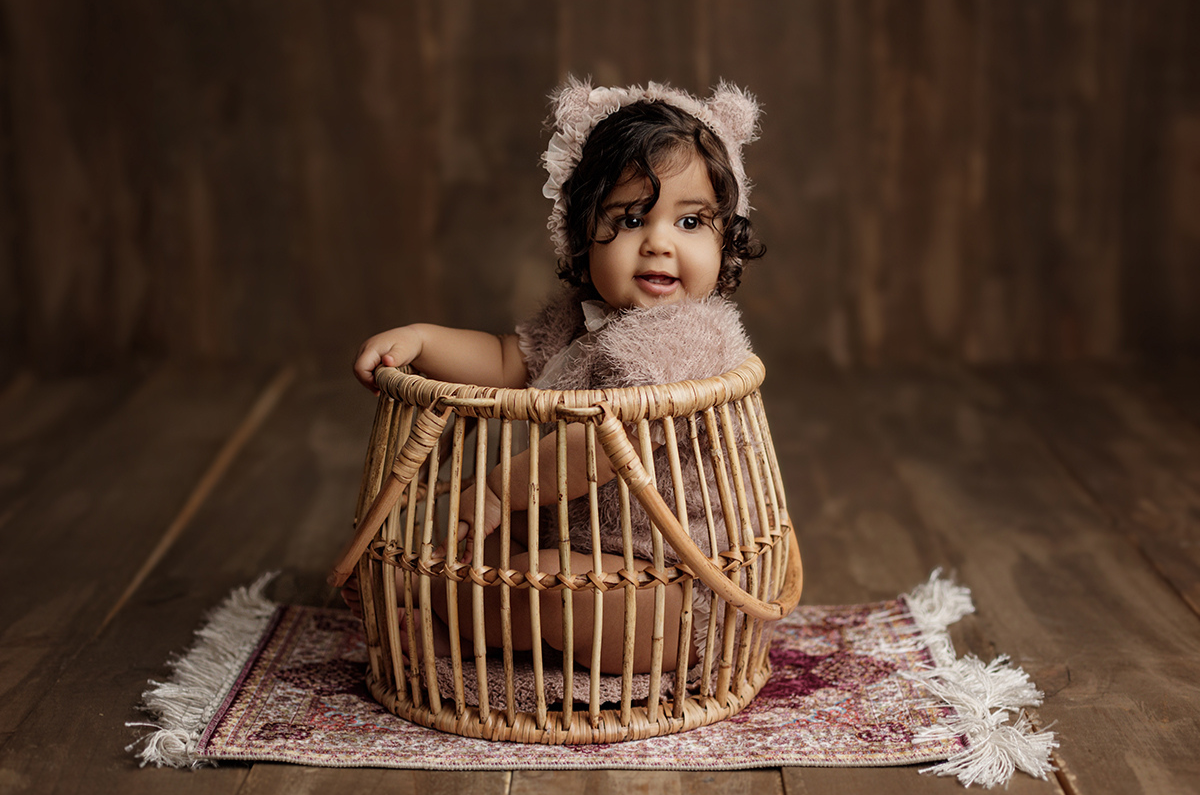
<box><xmin>905</xmin><ymin>569</ymin><xmax>975</xmax><ymax>649</ymax></box>
<box><xmin>900</xmin><ymin>570</ymin><xmax>1058</xmax><ymax>788</ymax></box>
<box><xmin>126</xmin><ymin>573</ymin><xmax>279</xmax><ymax>768</ymax></box>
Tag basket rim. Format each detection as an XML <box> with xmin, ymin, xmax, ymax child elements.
<box><xmin>373</xmin><ymin>354</ymin><xmax>766</xmax><ymax>423</ymax></box>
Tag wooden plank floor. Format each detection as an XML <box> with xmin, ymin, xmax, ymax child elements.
<box><xmin>1</xmin><ymin>363</ymin><xmax>1198</xmax><ymax>794</ymax></box>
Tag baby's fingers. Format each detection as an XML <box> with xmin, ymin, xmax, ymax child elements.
<box><xmin>340</xmin><ymin>573</ymin><xmax>363</xmax><ymax>613</ymax></box>
<box><xmin>432</xmin><ymin>520</ymin><xmax>470</xmax><ymax>561</ymax></box>
<box><xmin>352</xmin><ymin>349</ymin><xmax>383</xmax><ymax>392</ymax></box>
<box><xmin>433</xmin><ymin>527</ymin><xmax>497</xmax><ymax>569</ymax></box>
<box><xmin>456</xmin><ymin>520</ymin><xmax>476</xmax><ymax>564</ymax></box>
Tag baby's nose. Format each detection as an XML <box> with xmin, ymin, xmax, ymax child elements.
<box><xmin>639</xmin><ymin>222</ymin><xmax>675</xmax><ymax>256</ymax></box>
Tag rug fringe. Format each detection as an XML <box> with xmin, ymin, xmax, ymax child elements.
<box><xmin>125</xmin><ymin>572</ymin><xmax>279</xmax><ymax>768</ymax></box>
<box><xmin>904</xmin><ymin>569</ymin><xmax>975</xmax><ymax>664</ymax></box>
<box><xmin>898</xmin><ymin>570</ymin><xmax>1058</xmax><ymax>788</ymax></box>
<box><xmin>864</xmin><ymin>569</ymin><xmax>975</xmax><ymax>661</ymax></box>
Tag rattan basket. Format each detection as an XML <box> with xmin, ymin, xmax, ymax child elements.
<box><xmin>329</xmin><ymin>355</ymin><xmax>802</xmax><ymax>743</ymax></box>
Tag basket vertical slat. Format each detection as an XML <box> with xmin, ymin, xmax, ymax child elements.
<box><xmin>376</xmin><ymin>402</ymin><xmax>411</xmax><ymax>704</ymax></box>
<box><xmin>358</xmin><ymin>554</ymin><xmax>385</xmax><ymax>697</ymax></box>
<box><xmin>638</xmin><ymin>418</ymin><xmax>666</xmax><ymax>725</ymax></box>
<box><xmin>687</xmin><ymin>413</ymin><xmax>721</xmax><ymax>700</ymax></box>
<box><xmin>701</xmin><ymin>407</ymin><xmax>740</xmax><ymax>702</ymax></box>
<box><xmin>401</xmin><ymin>451</ymin><xmax>422</xmax><ymax>707</ymax></box>
<box><xmin>418</xmin><ymin>439</ymin><xmax>442</xmax><ymax>714</ymax></box>
<box><xmin>661</xmin><ymin>416</ymin><xmax>693</xmax><ymax>720</ymax></box>
<box><xmin>737</xmin><ymin>398</ymin><xmax>774</xmax><ymax>675</ymax></box>
<box><xmin>585</xmin><ymin>421</ymin><xmax>604</xmax><ymax>728</ymax></box>
<box><xmin>471</xmin><ymin>417</ymin><xmax>491</xmax><ymax>725</ymax></box>
<box><xmin>751</xmin><ymin>396</ymin><xmax>786</xmax><ymax>676</ymax></box>
<box><xmin>445</xmin><ymin>415</ymin><xmax>467</xmax><ymax>716</ymax></box>
<box><xmin>555</xmin><ymin>419</ymin><xmax>574</xmax><ymax>729</ymax></box>
<box><xmin>736</xmin><ymin>399</ymin><xmax>772</xmax><ymax>569</ymax></box>
<box><xmin>740</xmin><ymin>397</ymin><xmax>776</xmax><ymax>602</ymax></box>
<box><xmin>617</xmin><ymin>474</ymin><xmax>636</xmax><ymax>725</ymax></box>
<box><xmin>729</xmin><ymin>401</ymin><xmax>768</xmax><ymax>696</ymax></box>
<box><xmin>354</xmin><ymin>398</ymin><xmax>395</xmax><ymax>692</ymax></box>
<box><xmin>525</xmin><ymin>421</ymin><xmax>547</xmax><ymax>731</ymax></box>
<box><xmin>379</xmin><ymin>515</ymin><xmax>403</xmax><ymax>701</ymax></box>
<box><xmin>750</xmin><ymin>399</ymin><xmax>783</xmax><ymax>587</ymax></box>
<box><xmin>369</xmin><ymin>401</ymin><xmax>406</xmax><ymax>698</ymax></box>
<box><xmin>380</xmin><ymin>418</ymin><xmax>410</xmax><ymax>704</ymax></box>
<box><xmin>755</xmin><ymin>393</ymin><xmax>792</xmax><ymax>675</ymax></box>
<box><xmin>702</xmin><ymin>407</ymin><xmax>743</xmax><ymax>560</ymax></box>
<box><xmin>752</xmin><ymin>391</ymin><xmax>789</xmax><ymax>532</ymax></box>
<box><xmin>752</xmin><ymin>391</ymin><xmax>791</xmax><ymax>645</ymax></box>
<box><xmin>498</xmin><ymin>418</ymin><xmax>516</xmax><ymax>726</ymax></box>
<box><xmin>720</xmin><ymin>401</ymin><xmax>756</xmax><ymax>700</ymax></box>
<box><xmin>352</xmin><ymin>396</ymin><xmax>395</xmax><ymax>528</ymax></box>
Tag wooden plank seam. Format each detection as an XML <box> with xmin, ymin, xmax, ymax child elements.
<box><xmin>94</xmin><ymin>365</ymin><xmax>298</xmax><ymax>637</ymax></box>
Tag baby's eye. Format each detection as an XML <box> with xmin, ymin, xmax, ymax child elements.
<box><xmin>677</xmin><ymin>215</ymin><xmax>702</xmax><ymax>231</ymax></box>
<box><xmin>614</xmin><ymin>215</ymin><xmax>643</xmax><ymax>230</ymax></box>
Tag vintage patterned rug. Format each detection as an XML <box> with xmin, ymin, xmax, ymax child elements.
<box><xmin>129</xmin><ymin>573</ymin><xmax>1056</xmax><ymax>788</ymax></box>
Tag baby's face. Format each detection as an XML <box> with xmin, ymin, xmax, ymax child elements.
<box><xmin>587</xmin><ymin>152</ymin><xmax>722</xmax><ymax>310</ymax></box>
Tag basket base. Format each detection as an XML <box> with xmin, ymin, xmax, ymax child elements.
<box><xmin>366</xmin><ymin>663</ymin><xmax>773</xmax><ymax>744</ymax></box>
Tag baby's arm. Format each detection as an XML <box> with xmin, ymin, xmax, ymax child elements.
<box><xmin>353</xmin><ymin>324</ymin><xmax>528</xmax><ymax>392</ymax></box>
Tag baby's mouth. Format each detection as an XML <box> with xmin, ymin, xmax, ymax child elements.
<box><xmin>637</xmin><ymin>274</ymin><xmax>679</xmax><ymax>286</ymax></box>
<box><xmin>635</xmin><ymin>273</ymin><xmax>680</xmax><ymax>296</ymax></box>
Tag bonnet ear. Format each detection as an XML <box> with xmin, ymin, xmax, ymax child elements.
<box><xmin>702</xmin><ymin>82</ymin><xmax>759</xmax><ymax>218</ymax></box>
<box><xmin>704</xmin><ymin>81</ymin><xmax>761</xmax><ymax>148</ymax></box>
<box><xmin>548</xmin><ymin>77</ymin><xmax>632</xmax><ymax>145</ymax></box>
<box><xmin>549</xmin><ymin>76</ymin><xmax>597</xmax><ymax>139</ymax></box>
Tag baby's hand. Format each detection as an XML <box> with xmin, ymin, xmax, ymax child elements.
<box><xmin>340</xmin><ymin>573</ymin><xmax>363</xmax><ymax>618</ymax></box>
<box><xmin>449</xmin><ymin>481</ymin><xmax>503</xmax><ymax>565</ymax></box>
<box><xmin>353</xmin><ymin>327</ymin><xmax>420</xmax><ymax>393</ymax></box>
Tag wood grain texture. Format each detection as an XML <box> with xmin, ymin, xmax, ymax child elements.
<box><xmin>0</xmin><ymin>11</ymin><xmax>17</xmax><ymax>378</ymax></box>
<box><xmin>761</xmin><ymin>372</ymin><xmax>954</xmax><ymax>607</ymax></box>
<box><xmin>781</xmin><ymin>765</ymin><xmax>1062</xmax><ymax>795</ymax></box>
<box><xmin>0</xmin><ymin>374</ymin><xmax>369</xmax><ymax>792</ymax></box>
<box><xmin>856</xmin><ymin>367</ymin><xmax>1200</xmax><ymax>794</ymax></box>
<box><xmin>237</xmin><ymin>766</ymin><xmax>511</xmax><ymax>795</ymax></box>
<box><xmin>510</xmin><ymin>770</ymin><xmax>783</xmax><ymax>795</ymax></box>
<box><xmin>1120</xmin><ymin>0</ymin><xmax>1200</xmax><ymax>359</ymax></box>
<box><xmin>1</xmin><ymin>1</ymin><xmax>1197</xmax><ymax>372</ymax></box>
<box><xmin>1142</xmin><ymin>362</ymin><xmax>1200</xmax><ymax>430</ymax></box>
<box><xmin>0</xmin><ymin>371</ymin><xmax>135</xmax><ymax>514</ymax></box>
<box><xmin>0</xmin><ymin>367</ymin><xmax>270</xmax><ymax>738</ymax></box>
<box><xmin>994</xmin><ymin>367</ymin><xmax>1200</xmax><ymax>617</ymax></box>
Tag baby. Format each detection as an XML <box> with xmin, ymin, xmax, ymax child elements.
<box><xmin>348</xmin><ymin>79</ymin><xmax>765</xmax><ymax>674</ymax></box>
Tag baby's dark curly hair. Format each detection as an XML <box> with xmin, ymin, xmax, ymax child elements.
<box><xmin>557</xmin><ymin>101</ymin><xmax>765</xmax><ymax>297</ymax></box>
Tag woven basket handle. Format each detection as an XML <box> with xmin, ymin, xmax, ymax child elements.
<box><xmin>328</xmin><ymin>405</ymin><xmax>454</xmax><ymax>588</ymax></box>
<box><xmin>594</xmin><ymin>404</ymin><xmax>802</xmax><ymax>621</ymax></box>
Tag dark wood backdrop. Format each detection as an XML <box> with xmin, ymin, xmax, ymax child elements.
<box><xmin>1</xmin><ymin>0</ymin><xmax>1197</xmax><ymax>374</ymax></box>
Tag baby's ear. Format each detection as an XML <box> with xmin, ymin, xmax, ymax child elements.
<box><xmin>705</xmin><ymin>82</ymin><xmax>760</xmax><ymax>147</ymax></box>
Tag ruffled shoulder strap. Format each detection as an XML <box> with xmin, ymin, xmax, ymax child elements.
<box><xmin>515</xmin><ymin>288</ymin><xmax>587</xmax><ymax>385</ymax></box>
